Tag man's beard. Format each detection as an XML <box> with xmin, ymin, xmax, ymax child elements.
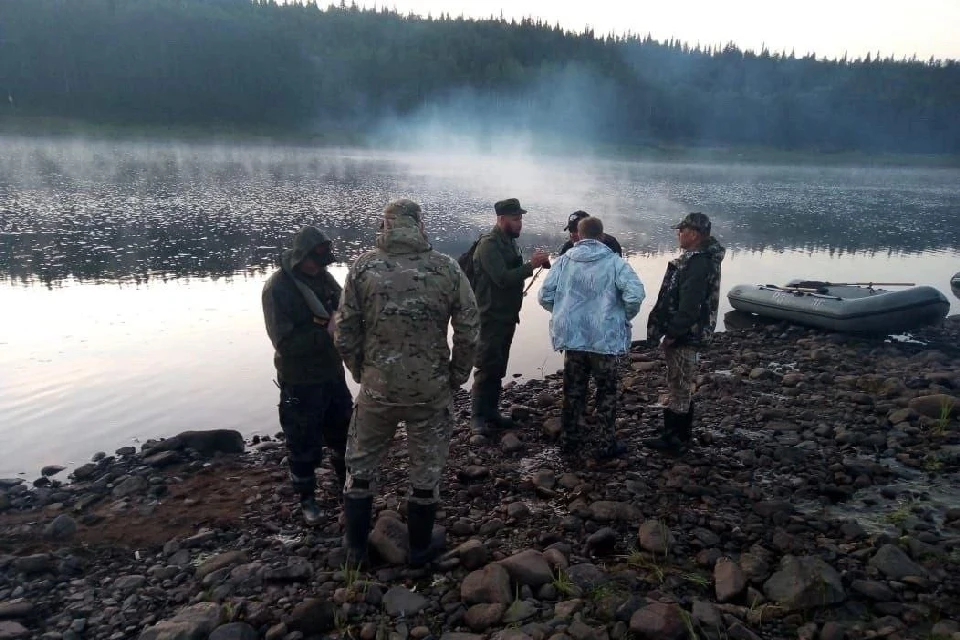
<box><xmin>506</xmin><ymin>228</ymin><xmax>521</xmax><ymax>239</ymax></box>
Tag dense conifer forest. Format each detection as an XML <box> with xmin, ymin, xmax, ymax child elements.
<box><xmin>2</xmin><ymin>0</ymin><xmax>959</xmax><ymax>153</ymax></box>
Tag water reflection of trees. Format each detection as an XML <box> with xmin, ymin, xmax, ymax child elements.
<box><xmin>2</xmin><ymin>144</ymin><xmax>959</xmax><ymax>287</ymax></box>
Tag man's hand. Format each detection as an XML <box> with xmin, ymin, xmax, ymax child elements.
<box><xmin>530</xmin><ymin>250</ymin><xmax>550</xmax><ymax>269</ymax></box>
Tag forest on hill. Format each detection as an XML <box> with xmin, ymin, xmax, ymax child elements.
<box><xmin>2</xmin><ymin>0</ymin><xmax>959</xmax><ymax>154</ymax></box>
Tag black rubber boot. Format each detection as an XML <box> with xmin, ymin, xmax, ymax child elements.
<box><xmin>407</xmin><ymin>502</ymin><xmax>445</xmax><ymax>568</ymax></box>
<box><xmin>470</xmin><ymin>384</ymin><xmax>489</xmax><ymax>434</ymax></box>
<box><xmin>488</xmin><ymin>383</ymin><xmax>517</xmax><ymax>431</ymax></box>
<box><xmin>343</xmin><ymin>495</ymin><xmax>373</xmax><ymax>567</ymax></box>
<box><xmin>330</xmin><ymin>453</ymin><xmax>346</xmax><ymax>503</ymax></box>
<box><xmin>643</xmin><ymin>408</ymin><xmax>689</xmax><ymax>456</ymax></box>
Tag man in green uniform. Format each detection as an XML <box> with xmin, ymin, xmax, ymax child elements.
<box><xmin>470</xmin><ymin>198</ymin><xmax>551</xmax><ymax>435</ymax></box>
<box><xmin>335</xmin><ymin>199</ymin><xmax>479</xmax><ymax>567</ymax></box>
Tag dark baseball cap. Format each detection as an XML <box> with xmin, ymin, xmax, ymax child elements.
<box><xmin>565</xmin><ymin>210</ymin><xmax>589</xmax><ymax>232</ymax></box>
<box><xmin>494</xmin><ymin>198</ymin><xmax>526</xmax><ymax>216</ymax></box>
<box><xmin>672</xmin><ymin>212</ymin><xmax>711</xmax><ymax>234</ymax></box>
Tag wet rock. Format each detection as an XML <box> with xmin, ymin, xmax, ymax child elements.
<box><xmin>369</xmin><ymin>513</ymin><xmax>409</xmax><ymax>564</ymax></box>
<box><xmin>287</xmin><ymin>599</ymin><xmax>336</xmax><ymax>635</ymax></box>
<box><xmin>453</xmin><ymin>539</ymin><xmax>490</xmax><ymax>570</ymax></box>
<box><xmin>116</xmin><ymin>446</ymin><xmax>137</xmax><ymax>456</ymax></box>
<box><xmin>868</xmin><ymin>544</ymin><xmax>928</xmax><ymax>579</ymax></box>
<box><xmin>383</xmin><ymin>586</ymin><xmax>427</xmax><ymax>616</ymax></box>
<box><xmin>752</xmin><ymin>501</ymin><xmax>793</xmax><ymax>519</ymax></box>
<box><xmin>71</xmin><ymin>464</ymin><xmax>98</xmax><ymax>481</ymax></box>
<box><xmin>502</xmin><ymin>600</ymin><xmax>537</xmax><ymax>624</ymax></box>
<box><xmin>209</xmin><ymin>622</ymin><xmax>258</xmax><ymax>640</ymax></box>
<box><xmin>726</xmin><ymin>622</ymin><xmax>761</xmax><ymax>640</ymax></box>
<box><xmin>0</xmin><ymin>601</ymin><xmax>33</xmax><ymax>620</ymax></box>
<box><xmin>499</xmin><ymin>550</ymin><xmax>553</xmax><ymax>587</ymax></box>
<box><xmin>196</xmin><ymin>551</ymin><xmax>249</xmax><ymax>580</ymax></box>
<box><xmin>589</xmin><ymin>501</ymin><xmax>636</xmax><ymax>522</ymax></box>
<box><xmin>41</xmin><ymin>465</ymin><xmax>65</xmax><ymax>477</ymax></box>
<box><xmin>464</xmin><ymin>604</ymin><xmax>506</xmax><ymax>631</ymax></box>
<box><xmin>440</xmin><ymin>635</ymin><xmax>483</xmax><ymax>640</ymax></box>
<box><xmin>554</xmin><ymin>600</ymin><xmax>584</xmax><ymax>620</ymax></box>
<box><xmin>637</xmin><ymin>520</ymin><xmax>674</xmax><ymax>554</ymax></box>
<box><xmin>13</xmin><ymin>554</ymin><xmax>52</xmax><ymax>576</ymax></box>
<box><xmin>263</xmin><ymin>558</ymin><xmax>312</xmax><ymax>582</ymax></box>
<box><xmin>907</xmin><ymin>394</ymin><xmax>958</xmax><ymax>419</ymax></box>
<box><xmin>112</xmin><ymin>475</ymin><xmax>147</xmax><ymax>498</ymax></box>
<box><xmin>506</xmin><ymin>502</ymin><xmax>531</xmax><ymax>521</ymax></box>
<box><xmin>762</xmin><ymin>555</ymin><xmax>845</xmax><ymax>610</ymax></box>
<box><xmin>501</xmin><ymin>433</ymin><xmax>524</xmax><ymax>454</ymax></box>
<box><xmin>0</xmin><ymin>621</ymin><xmax>28</xmax><ymax>639</ymax></box>
<box><xmin>144</xmin><ymin>429</ymin><xmax>245</xmax><ymax>457</ymax></box>
<box><xmin>586</xmin><ymin>527</ymin><xmax>618</xmax><ymax>554</ymax></box>
<box><xmin>714</xmin><ymin>558</ymin><xmax>747</xmax><ymax>603</ymax></box>
<box><xmin>850</xmin><ymin>580</ymin><xmax>896</xmax><ymax>601</ymax></box>
<box><xmin>542</xmin><ymin>418</ymin><xmax>562</xmax><ymax>439</ymax></box>
<box><xmin>113</xmin><ymin>575</ymin><xmax>148</xmax><ymax>591</ymax></box>
<box><xmin>144</xmin><ymin>451</ymin><xmax>183</xmax><ymax>468</ymax></box>
<box><xmin>819</xmin><ymin>622</ymin><xmax>846</xmax><ymax>640</ymax></box>
<box><xmin>462</xmin><ymin>563</ymin><xmax>512</xmax><ymax>604</ymax></box>
<box><xmin>43</xmin><ymin>514</ymin><xmax>78</xmax><ymax>540</ymax></box>
<box><xmin>139</xmin><ymin>602</ymin><xmax>223</xmax><ymax>640</ymax></box>
<box><xmin>691</xmin><ymin>600</ymin><xmax>721</xmax><ymax>629</ymax></box>
<box><xmin>628</xmin><ymin>603</ymin><xmax>686</xmax><ymax>640</ymax></box>
<box><xmin>566</xmin><ymin>563</ymin><xmax>608</xmax><ymax>590</ymax></box>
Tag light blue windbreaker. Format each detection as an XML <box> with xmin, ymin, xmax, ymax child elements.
<box><xmin>538</xmin><ymin>239</ymin><xmax>646</xmax><ymax>355</ymax></box>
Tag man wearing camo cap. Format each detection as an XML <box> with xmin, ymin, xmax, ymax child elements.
<box><xmin>645</xmin><ymin>212</ymin><xmax>725</xmax><ymax>455</ymax></box>
<box><xmin>335</xmin><ymin>198</ymin><xmax>480</xmax><ymax>567</ymax></box>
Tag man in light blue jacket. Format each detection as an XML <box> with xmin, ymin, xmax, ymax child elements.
<box><xmin>538</xmin><ymin>216</ymin><xmax>646</xmax><ymax>461</ymax></box>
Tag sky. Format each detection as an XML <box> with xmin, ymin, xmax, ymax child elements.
<box><xmin>349</xmin><ymin>0</ymin><xmax>960</xmax><ymax>61</ymax></box>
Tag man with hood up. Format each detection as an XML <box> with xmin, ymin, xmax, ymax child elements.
<box><xmin>645</xmin><ymin>212</ymin><xmax>726</xmax><ymax>455</ymax></box>
<box><xmin>335</xmin><ymin>199</ymin><xmax>479</xmax><ymax>568</ymax></box>
<box><xmin>262</xmin><ymin>226</ymin><xmax>352</xmax><ymax>525</ymax></box>
<box><xmin>538</xmin><ymin>216</ymin><xmax>645</xmax><ymax>461</ymax></box>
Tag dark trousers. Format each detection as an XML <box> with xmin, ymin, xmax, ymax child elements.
<box><xmin>278</xmin><ymin>378</ymin><xmax>352</xmax><ymax>498</ymax></box>
<box><xmin>561</xmin><ymin>350</ymin><xmax>619</xmax><ymax>452</ymax></box>
<box><xmin>472</xmin><ymin>319</ymin><xmax>517</xmax><ymax>390</ymax></box>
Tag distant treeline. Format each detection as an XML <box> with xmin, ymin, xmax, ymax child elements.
<box><xmin>2</xmin><ymin>0</ymin><xmax>959</xmax><ymax>154</ymax></box>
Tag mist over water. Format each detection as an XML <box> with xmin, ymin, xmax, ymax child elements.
<box><xmin>1</xmin><ymin>135</ymin><xmax>959</xmax><ymax>478</ymax></box>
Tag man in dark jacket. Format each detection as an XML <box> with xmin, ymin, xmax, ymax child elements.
<box><xmin>262</xmin><ymin>226</ymin><xmax>353</xmax><ymax>525</ymax></box>
<box><xmin>471</xmin><ymin>198</ymin><xmax>551</xmax><ymax>435</ymax></box>
<box><xmin>645</xmin><ymin>212</ymin><xmax>725</xmax><ymax>455</ymax></box>
<box><xmin>558</xmin><ymin>211</ymin><xmax>622</xmax><ymax>257</ymax></box>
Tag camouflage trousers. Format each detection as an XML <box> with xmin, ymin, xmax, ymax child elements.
<box><xmin>561</xmin><ymin>350</ymin><xmax>619</xmax><ymax>452</ymax></box>
<box><xmin>344</xmin><ymin>391</ymin><xmax>454</xmax><ymax>506</ymax></box>
<box><xmin>664</xmin><ymin>345</ymin><xmax>697</xmax><ymax>412</ymax></box>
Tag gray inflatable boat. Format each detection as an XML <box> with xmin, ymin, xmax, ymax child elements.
<box><xmin>727</xmin><ymin>280</ymin><xmax>950</xmax><ymax>333</ymax></box>
<box><xmin>952</xmin><ymin>272</ymin><xmax>960</xmax><ymax>299</ymax></box>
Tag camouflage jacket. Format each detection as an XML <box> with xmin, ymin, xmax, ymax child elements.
<box><xmin>647</xmin><ymin>236</ymin><xmax>726</xmax><ymax>347</ymax></box>
<box><xmin>335</xmin><ymin>214</ymin><xmax>480</xmax><ymax>407</ymax></box>
<box><xmin>262</xmin><ymin>226</ymin><xmax>346</xmax><ymax>384</ymax></box>
<box><xmin>472</xmin><ymin>225</ymin><xmax>534</xmax><ymax>323</ymax></box>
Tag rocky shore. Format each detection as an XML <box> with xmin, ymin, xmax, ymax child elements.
<box><xmin>2</xmin><ymin>316</ymin><xmax>960</xmax><ymax>640</ymax></box>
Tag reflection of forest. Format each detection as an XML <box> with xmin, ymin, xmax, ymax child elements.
<box><xmin>2</xmin><ymin>145</ymin><xmax>959</xmax><ymax>286</ymax></box>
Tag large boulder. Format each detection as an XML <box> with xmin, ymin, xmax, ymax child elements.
<box><xmin>498</xmin><ymin>550</ymin><xmax>553</xmax><ymax>587</ymax></box>
<box><xmin>868</xmin><ymin>544</ymin><xmax>928</xmax><ymax>579</ymax></box>
<box><xmin>461</xmin><ymin>564</ymin><xmax>512</xmax><ymax>605</ymax></box>
<box><xmin>762</xmin><ymin>556</ymin><xmax>846</xmax><ymax>610</ymax></box>
<box><xmin>138</xmin><ymin>603</ymin><xmax>223</xmax><ymax>640</ymax></box>
<box><xmin>144</xmin><ymin>430</ymin><xmax>244</xmax><ymax>458</ymax></box>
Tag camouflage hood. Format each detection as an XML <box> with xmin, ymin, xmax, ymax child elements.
<box><xmin>376</xmin><ymin>209</ymin><xmax>431</xmax><ymax>255</ymax></box>
<box><xmin>280</xmin><ymin>226</ymin><xmax>334</xmax><ymax>273</ymax></box>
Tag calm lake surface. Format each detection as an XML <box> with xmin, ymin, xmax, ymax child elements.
<box><xmin>2</xmin><ymin>136</ymin><xmax>959</xmax><ymax>478</ymax></box>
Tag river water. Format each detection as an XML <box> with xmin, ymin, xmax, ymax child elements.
<box><xmin>1</xmin><ymin>136</ymin><xmax>958</xmax><ymax>478</ymax></box>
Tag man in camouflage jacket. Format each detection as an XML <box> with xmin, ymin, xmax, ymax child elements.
<box><xmin>262</xmin><ymin>226</ymin><xmax>353</xmax><ymax>525</ymax></box>
<box><xmin>646</xmin><ymin>212</ymin><xmax>726</xmax><ymax>455</ymax></box>
<box><xmin>335</xmin><ymin>198</ymin><xmax>480</xmax><ymax>567</ymax></box>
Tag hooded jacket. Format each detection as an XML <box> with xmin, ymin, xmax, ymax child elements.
<box><xmin>538</xmin><ymin>239</ymin><xmax>646</xmax><ymax>355</ymax></box>
<box><xmin>647</xmin><ymin>235</ymin><xmax>726</xmax><ymax>347</ymax></box>
<box><xmin>335</xmin><ymin>210</ymin><xmax>480</xmax><ymax>408</ymax></box>
<box><xmin>261</xmin><ymin>226</ymin><xmax>345</xmax><ymax>384</ymax></box>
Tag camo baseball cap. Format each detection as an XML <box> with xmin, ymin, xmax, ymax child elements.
<box><xmin>672</xmin><ymin>212</ymin><xmax>711</xmax><ymax>234</ymax></box>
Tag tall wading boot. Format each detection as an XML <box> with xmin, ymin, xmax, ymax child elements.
<box><xmin>488</xmin><ymin>382</ymin><xmax>517</xmax><ymax>431</ymax></box>
<box><xmin>330</xmin><ymin>453</ymin><xmax>347</xmax><ymax>503</ymax></box>
<box><xmin>470</xmin><ymin>384</ymin><xmax>489</xmax><ymax>435</ymax></box>
<box><xmin>343</xmin><ymin>495</ymin><xmax>373</xmax><ymax>568</ymax></box>
<box><xmin>407</xmin><ymin>502</ymin><xmax>446</xmax><ymax>568</ymax></box>
<box><xmin>643</xmin><ymin>407</ymin><xmax>690</xmax><ymax>456</ymax></box>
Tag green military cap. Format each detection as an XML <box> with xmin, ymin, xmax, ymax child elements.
<box><xmin>672</xmin><ymin>212</ymin><xmax>712</xmax><ymax>235</ymax></box>
<box><xmin>494</xmin><ymin>198</ymin><xmax>526</xmax><ymax>216</ymax></box>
